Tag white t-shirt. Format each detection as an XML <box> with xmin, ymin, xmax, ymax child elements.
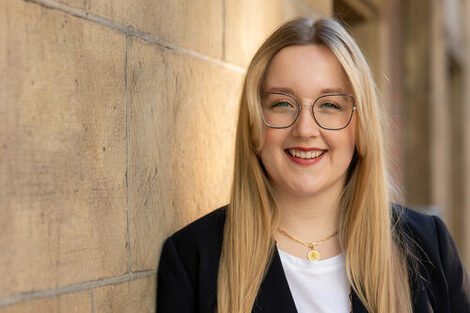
<box><xmin>277</xmin><ymin>247</ymin><xmax>351</xmax><ymax>313</ymax></box>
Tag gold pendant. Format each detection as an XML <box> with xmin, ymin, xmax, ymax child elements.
<box><xmin>307</xmin><ymin>248</ymin><xmax>320</xmax><ymax>261</ymax></box>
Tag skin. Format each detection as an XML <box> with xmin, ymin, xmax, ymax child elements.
<box><xmin>260</xmin><ymin>44</ymin><xmax>357</xmax><ymax>260</ymax></box>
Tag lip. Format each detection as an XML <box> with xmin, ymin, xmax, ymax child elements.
<box><xmin>286</xmin><ymin>146</ymin><xmax>324</xmax><ymax>151</ymax></box>
<box><xmin>285</xmin><ymin>147</ymin><xmax>327</xmax><ymax>165</ymax></box>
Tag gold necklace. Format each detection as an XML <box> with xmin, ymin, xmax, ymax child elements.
<box><xmin>278</xmin><ymin>227</ymin><xmax>338</xmax><ymax>261</ymax></box>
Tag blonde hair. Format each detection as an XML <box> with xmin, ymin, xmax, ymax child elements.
<box><xmin>217</xmin><ymin>17</ymin><xmax>413</xmax><ymax>313</ymax></box>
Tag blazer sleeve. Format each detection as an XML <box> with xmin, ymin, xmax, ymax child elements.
<box><xmin>433</xmin><ymin>215</ymin><xmax>470</xmax><ymax>312</ymax></box>
<box><xmin>157</xmin><ymin>236</ymin><xmax>196</xmax><ymax>313</ymax></box>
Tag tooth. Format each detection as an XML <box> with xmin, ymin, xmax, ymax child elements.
<box><xmin>289</xmin><ymin>149</ymin><xmax>325</xmax><ymax>159</ymax></box>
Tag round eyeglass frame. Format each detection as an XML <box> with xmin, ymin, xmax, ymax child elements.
<box><xmin>260</xmin><ymin>91</ymin><xmax>357</xmax><ymax>130</ymax></box>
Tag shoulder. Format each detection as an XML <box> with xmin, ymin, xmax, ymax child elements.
<box><xmin>160</xmin><ymin>205</ymin><xmax>227</xmax><ymax>271</ymax></box>
<box><xmin>393</xmin><ymin>204</ymin><xmax>453</xmax><ymax>255</ymax></box>
<box><xmin>169</xmin><ymin>205</ymin><xmax>227</xmax><ymax>248</ymax></box>
<box><xmin>393</xmin><ymin>204</ymin><xmax>470</xmax><ymax>311</ymax></box>
<box><xmin>393</xmin><ymin>204</ymin><xmax>450</xmax><ymax>263</ymax></box>
<box><xmin>158</xmin><ymin>205</ymin><xmax>227</xmax><ymax>285</ymax></box>
<box><xmin>394</xmin><ymin>205</ymin><xmax>438</xmax><ymax>240</ymax></box>
<box><xmin>157</xmin><ymin>206</ymin><xmax>227</xmax><ymax>311</ymax></box>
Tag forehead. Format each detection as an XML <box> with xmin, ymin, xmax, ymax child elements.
<box><xmin>263</xmin><ymin>44</ymin><xmax>352</xmax><ymax>96</ymax></box>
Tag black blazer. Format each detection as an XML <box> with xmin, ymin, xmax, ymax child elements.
<box><xmin>157</xmin><ymin>206</ymin><xmax>470</xmax><ymax>312</ymax></box>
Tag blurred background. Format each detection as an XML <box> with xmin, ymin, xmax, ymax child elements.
<box><xmin>1</xmin><ymin>0</ymin><xmax>469</xmax><ymax>312</ymax></box>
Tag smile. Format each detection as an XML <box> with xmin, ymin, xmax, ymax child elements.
<box><xmin>287</xmin><ymin>149</ymin><xmax>326</xmax><ymax>159</ymax></box>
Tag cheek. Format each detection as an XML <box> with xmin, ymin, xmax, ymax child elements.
<box><xmin>263</xmin><ymin>127</ymin><xmax>281</xmax><ymax>144</ymax></box>
<box><xmin>340</xmin><ymin>115</ymin><xmax>357</xmax><ymax>152</ymax></box>
<box><xmin>344</xmin><ymin>129</ymin><xmax>356</xmax><ymax>154</ymax></box>
<box><xmin>324</xmin><ymin>126</ymin><xmax>356</xmax><ymax>160</ymax></box>
<box><xmin>261</xmin><ymin>128</ymin><xmax>287</xmax><ymax>152</ymax></box>
<box><xmin>343</xmin><ymin>123</ymin><xmax>356</xmax><ymax>161</ymax></box>
<box><xmin>260</xmin><ymin>128</ymin><xmax>287</xmax><ymax>169</ymax></box>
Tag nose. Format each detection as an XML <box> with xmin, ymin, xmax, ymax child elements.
<box><xmin>291</xmin><ymin>104</ymin><xmax>321</xmax><ymax>138</ymax></box>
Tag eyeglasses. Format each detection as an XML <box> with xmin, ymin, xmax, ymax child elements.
<box><xmin>260</xmin><ymin>91</ymin><xmax>356</xmax><ymax>130</ymax></box>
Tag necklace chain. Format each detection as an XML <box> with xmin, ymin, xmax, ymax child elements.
<box><xmin>277</xmin><ymin>227</ymin><xmax>349</xmax><ymax>311</ymax></box>
<box><xmin>277</xmin><ymin>227</ymin><xmax>338</xmax><ymax>261</ymax></box>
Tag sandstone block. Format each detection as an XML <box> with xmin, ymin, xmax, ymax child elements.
<box><xmin>94</xmin><ymin>275</ymin><xmax>155</xmax><ymax>313</ymax></box>
<box><xmin>86</xmin><ymin>0</ymin><xmax>223</xmax><ymax>58</ymax></box>
<box><xmin>55</xmin><ymin>0</ymin><xmax>86</xmax><ymax>9</ymax></box>
<box><xmin>0</xmin><ymin>291</ymin><xmax>90</xmax><ymax>313</ymax></box>
<box><xmin>0</xmin><ymin>1</ymin><xmax>127</xmax><ymax>296</ymax></box>
<box><xmin>301</xmin><ymin>0</ymin><xmax>332</xmax><ymax>14</ymax></box>
<box><xmin>224</xmin><ymin>0</ymin><xmax>332</xmax><ymax>67</ymax></box>
<box><xmin>128</xmin><ymin>37</ymin><xmax>243</xmax><ymax>271</ymax></box>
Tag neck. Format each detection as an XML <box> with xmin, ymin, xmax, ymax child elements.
<box><xmin>274</xmin><ymin>184</ymin><xmax>343</xmax><ymax>242</ymax></box>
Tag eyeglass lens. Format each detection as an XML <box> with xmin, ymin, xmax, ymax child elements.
<box><xmin>261</xmin><ymin>92</ymin><xmax>355</xmax><ymax>130</ymax></box>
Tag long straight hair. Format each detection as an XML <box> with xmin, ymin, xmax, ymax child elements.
<box><xmin>216</xmin><ymin>17</ymin><xmax>413</xmax><ymax>313</ymax></box>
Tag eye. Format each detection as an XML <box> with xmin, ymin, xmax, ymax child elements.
<box><xmin>272</xmin><ymin>101</ymin><xmax>294</xmax><ymax>109</ymax></box>
<box><xmin>319</xmin><ymin>102</ymin><xmax>341</xmax><ymax>110</ymax></box>
<box><xmin>261</xmin><ymin>92</ymin><xmax>298</xmax><ymax>112</ymax></box>
<box><xmin>269</xmin><ymin>101</ymin><xmax>297</xmax><ymax>113</ymax></box>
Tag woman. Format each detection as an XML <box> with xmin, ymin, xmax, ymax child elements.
<box><xmin>157</xmin><ymin>17</ymin><xmax>470</xmax><ymax>313</ymax></box>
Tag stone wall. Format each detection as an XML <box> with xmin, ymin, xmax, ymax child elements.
<box><xmin>0</xmin><ymin>1</ymin><xmax>331</xmax><ymax>312</ymax></box>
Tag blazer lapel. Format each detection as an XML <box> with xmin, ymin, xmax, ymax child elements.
<box><xmin>350</xmin><ymin>288</ymin><xmax>368</xmax><ymax>313</ymax></box>
<box><xmin>253</xmin><ymin>245</ymin><xmax>298</xmax><ymax>313</ymax></box>
<box><xmin>254</xmin><ymin>243</ymin><xmax>369</xmax><ymax>313</ymax></box>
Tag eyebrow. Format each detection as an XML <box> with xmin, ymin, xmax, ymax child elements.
<box><xmin>262</xmin><ymin>86</ymin><xmax>348</xmax><ymax>95</ymax></box>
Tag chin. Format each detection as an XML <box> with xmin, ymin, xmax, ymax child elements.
<box><xmin>287</xmin><ymin>183</ymin><xmax>325</xmax><ymax>198</ymax></box>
